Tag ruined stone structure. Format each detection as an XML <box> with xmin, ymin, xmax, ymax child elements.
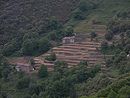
<box><xmin>62</xmin><ymin>36</ymin><xmax>75</xmax><ymax>44</ymax></box>
<box><xmin>8</xmin><ymin>57</ymin><xmax>34</xmax><ymax>73</ymax></box>
<box><xmin>15</xmin><ymin>63</ymin><xmax>33</xmax><ymax>73</ymax></box>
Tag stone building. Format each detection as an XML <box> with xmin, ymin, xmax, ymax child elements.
<box><xmin>8</xmin><ymin>57</ymin><xmax>34</xmax><ymax>73</ymax></box>
<box><xmin>15</xmin><ymin>63</ymin><xmax>33</xmax><ymax>73</ymax></box>
<box><xmin>62</xmin><ymin>36</ymin><xmax>75</xmax><ymax>44</ymax></box>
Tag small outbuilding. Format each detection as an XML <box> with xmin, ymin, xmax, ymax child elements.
<box><xmin>62</xmin><ymin>36</ymin><xmax>75</xmax><ymax>44</ymax></box>
<box><xmin>15</xmin><ymin>63</ymin><xmax>33</xmax><ymax>73</ymax></box>
<box><xmin>8</xmin><ymin>57</ymin><xmax>34</xmax><ymax>73</ymax></box>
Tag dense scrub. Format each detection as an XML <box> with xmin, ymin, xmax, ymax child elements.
<box><xmin>0</xmin><ymin>55</ymin><xmax>101</xmax><ymax>98</ymax></box>
<box><xmin>0</xmin><ymin>0</ymin><xmax>130</xmax><ymax>98</ymax></box>
<box><xmin>0</xmin><ymin>0</ymin><xmax>80</xmax><ymax>56</ymax></box>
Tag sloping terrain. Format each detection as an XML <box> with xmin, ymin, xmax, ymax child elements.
<box><xmin>74</xmin><ymin>0</ymin><xmax>130</xmax><ymax>33</ymax></box>
<box><xmin>0</xmin><ymin>0</ymin><xmax>80</xmax><ymax>45</ymax></box>
<box><xmin>81</xmin><ymin>73</ymin><xmax>130</xmax><ymax>98</ymax></box>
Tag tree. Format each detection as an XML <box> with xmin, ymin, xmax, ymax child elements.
<box><xmin>64</xmin><ymin>26</ymin><xmax>74</xmax><ymax>37</ymax></box>
<box><xmin>54</xmin><ymin>61</ymin><xmax>68</xmax><ymax>75</ymax></box>
<box><xmin>79</xmin><ymin>0</ymin><xmax>96</xmax><ymax>12</ymax></box>
<box><xmin>101</xmin><ymin>41</ymin><xmax>108</xmax><ymax>49</ymax></box>
<box><xmin>29</xmin><ymin>83</ymin><xmax>43</xmax><ymax>95</ymax></box>
<box><xmin>124</xmin><ymin>44</ymin><xmax>130</xmax><ymax>53</ymax></box>
<box><xmin>126</xmin><ymin>30</ymin><xmax>130</xmax><ymax>38</ymax></box>
<box><xmin>79</xmin><ymin>1</ymin><xmax>88</xmax><ymax>12</ymax></box>
<box><xmin>72</xmin><ymin>10</ymin><xmax>85</xmax><ymax>20</ymax></box>
<box><xmin>45</xmin><ymin>53</ymin><xmax>56</xmax><ymax>61</ymax></box>
<box><xmin>2</xmin><ymin>39</ymin><xmax>21</xmax><ymax>56</ymax></box>
<box><xmin>38</xmin><ymin>65</ymin><xmax>48</xmax><ymax>78</ymax></box>
<box><xmin>22</xmin><ymin>39</ymin><xmax>38</xmax><ymax>56</ymax></box>
<box><xmin>107</xmin><ymin>90</ymin><xmax>117</xmax><ymax>98</ymax></box>
<box><xmin>32</xmin><ymin>94</ymin><xmax>39</xmax><ymax>98</ymax></box>
<box><xmin>45</xmin><ymin>78</ymin><xmax>73</xmax><ymax>98</ymax></box>
<box><xmin>16</xmin><ymin>77</ymin><xmax>30</xmax><ymax>89</ymax></box>
<box><xmin>38</xmin><ymin>38</ymin><xmax>51</xmax><ymax>54</ymax></box>
<box><xmin>114</xmin><ymin>51</ymin><xmax>127</xmax><ymax>64</ymax></box>
<box><xmin>47</xmin><ymin>16</ymin><xmax>62</xmax><ymax>30</ymax></box>
<box><xmin>1</xmin><ymin>68</ymin><xmax>10</xmax><ymax>81</ymax></box>
<box><xmin>105</xmin><ymin>32</ymin><xmax>113</xmax><ymax>41</ymax></box>
<box><xmin>78</xmin><ymin>60</ymin><xmax>88</xmax><ymax>66</ymax></box>
<box><xmin>0</xmin><ymin>56</ymin><xmax>11</xmax><ymax>81</ymax></box>
<box><xmin>90</xmin><ymin>32</ymin><xmax>97</xmax><ymax>41</ymax></box>
<box><xmin>23</xmin><ymin>32</ymin><xmax>39</xmax><ymax>41</ymax></box>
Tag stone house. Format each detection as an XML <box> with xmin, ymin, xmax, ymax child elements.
<box><xmin>62</xmin><ymin>36</ymin><xmax>75</xmax><ymax>44</ymax></box>
<box><xmin>8</xmin><ymin>57</ymin><xmax>34</xmax><ymax>73</ymax></box>
<box><xmin>15</xmin><ymin>63</ymin><xmax>33</xmax><ymax>73</ymax></box>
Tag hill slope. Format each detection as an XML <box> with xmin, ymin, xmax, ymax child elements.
<box><xmin>0</xmin><ymin>0</ymin><xmax>80</xmax><ymax>45</ymax></box>
<box><xmin>74</xmin><ymin>0</ymin><xmax>130</xmax><ymax>33</ymax></box>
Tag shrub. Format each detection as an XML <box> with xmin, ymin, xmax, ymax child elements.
<box><xmin>101</xmin><ymin>41</ymin><xmax>109</xmax><ymax>53</ymax></box>
<box><xmin>107</xmin><ymin>89</ymin><xmax>117</xmax><ymax>98</ymax></box>
<box><xmin>22</xmin><ymin>39</ymin><xmax>39</xmax><ymax>56</ymax></box>
<box><xmin>126</xmin><ymin>30</ymin><xmax>130</xmax><ymax>38</ymax></box>
<box><xmin>38</xmin><ymin>65</ymin><xmax>48</xmax><ymax>78</ymax></box>
<box><xmin>45</xmin><ymin>53</ymin><xmax>56</xmax><ymax>61</ymax></box>
<box><xmin>90</xmin><ymin>32</ymin><xmax>97</xmax><ymax>41</ymax></box>
<box><xmin>38</xmin><ymin>38</ymin><xmax>51</xmax><ymax>54</ymax></box>
<box><xmin>16</xmin><ymin>77</ymin><xmax>30</xmax><ymax>89</ymax></box>
<box><xmin>105</xmin><ymin>32</ymin><xmax>113</xmax><ymax>41</ymax></box>
<box><xmin>78</xmin><ymin>60</ymin><xmax>88</xmax><ymax>66</ymax></box>
<box><xmin>79</xmin><ymin>1</ymin><xmax>88</xmax><ymax>12</ymax></box>
<box><xmin>72</xmin><ymin>10</ymin><xmax>86</xmax><ymax>20</ymax></box>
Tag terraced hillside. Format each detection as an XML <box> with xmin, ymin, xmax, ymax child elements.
<box><xmin>53</xmin><ymin>42</ymin><xmax>104</xmax><ymax>65</ymax></box>
<box><xmin>33</xmin><ymin>39</ymin><xmax>107</xmax><ymax>71</ymax></box>
<box><xmin>0</xmin><ymin>0</ymin><xmax>80</xmax><ymax>45</ymax></box>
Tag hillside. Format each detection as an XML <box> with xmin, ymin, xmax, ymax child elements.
<box><xmin>73</xmin><ymin>0</ymin><xmax>130</xmax><ymax>33</ymax></box>
<box><xmin>80</xmin><ymin>73</ymin><xmax>130</xmax><ymax>98</ymax></box>
<box><xmin>0</xmin><ymin>0</ymin><xmax>130</xmax><ymax>98</ymax></box>
<box><xmin>0</xmin><ymin>0</ymin><xmax>80</xmax><ymax>46</ymax></box>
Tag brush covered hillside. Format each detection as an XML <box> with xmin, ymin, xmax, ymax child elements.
<box><xmin>0</xmin><ymin>0</ymin><xmax>130</xmax><ymax>98</ymax></box>
<box><xmin>0</xmin><ymin>0</ymin><xmax>80</xmax><ymax>56</ymax></box>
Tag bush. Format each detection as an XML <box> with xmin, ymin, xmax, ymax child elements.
<box><xmin>105</xmin><ymin>32</ymin><xmax>113</xmax><ymax>41</ymax></box>
<box><xmin>101</xmin><ymin>41</ymin><xmax>108</xmax><ymax>53</ymax></box>
<box><xmin>107</xmin><ymin>89</ymin><xmax>117</xmax><ymax>98</ymax></box>
<box><xmin>47</xmin><ymin>16</ymin><xmax>62</xmax><ymax>30</ymax></box>
<box><xmin>23</xmin><ymin>32</ymin><xmax>39</xmax><ymax>41</ymax></box>
<box><xmin>90</xmin><ymin>32</ymin><xmax>97</xmax><ymax>41</ymax></box>
<box><xmin>45</xmin><ymin>53</ymin><xmax>56</xmax><ymax>61</ymax></box>
<box><xmin>38</xmin><ymin>65</ymin><xmax>48</xmax><ymax>78</ymax></box>
<box><xmin>72</xmin><ymin>10</ymin><xmax>86</xmax><ymax>20</ymax></box>
<box><xmin>38</xmin><ymin>38</ymin><xmax>51</xmax><ymax>54</ymax></box>
<box><xmin>16</xmin><ymin>77</ymin><xmax>30</xmax><ymax>89</ymax></box>
<box><xmin>79</xmin><ymin>0</ymin><xmax>96</xmax><ymax>12</ymax></box>
<box><xmin>22</xmin><ymin>39</ymin><xmax>39</xmax><ymax>56</ymax></box>
<box><xmin>79</xmin><ymin>1</ymin><xmax>88</xmax><ymax>12</ymax></box>
<box><xmin>2</xmin><ymin>39</ymin><xmax>22</xmax><ymax>56</ymax></box>
<box><xmin>126</xmin><ymin>30</ymin><xmax>130</xmax><ymax>38</ymax></box>
<box><xmin>64</xmin><ymin>26</ymin><xmax>74</xmax><ymax>37</ymax></box>
<box><xmin>78</xmin><ymin>60</ymin><xmax>88</xmax><ymax>66</ymax></box>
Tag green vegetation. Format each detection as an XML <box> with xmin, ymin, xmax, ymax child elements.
<box><xmin>90</xmin><ymin>32</ymin><xmax>97</xmax><ymax>41</ymax></box>
<box><xmin>82</xmin><ymin>73</ymin><xmax>130</xmax><ymax>98</ymax></box>
<box><xmin>0</xmin><ymin>0</ymin><xmax>130</xmax><ymax>98</ymax></box>
<box><xmin>0</xmin><ymin>0</ymin><xmax>78</xmax><ymax>56</ymax></box>
<box><xmin>0</xmin><ymin>56</ymin><xmax>101</xmax><ymax>98</ymax></box>
<box><xmin>38</xmin><ymin>65</ymin><xmax>48</xmax><ymax>78</ymax></box>
<box><xmin>45</xmin><ymin>53</ymin><xmax>56</xmax><ymax>61</ymax></box>
<box><xmin>73</xmin><ymin>0</ymin><xmax>130</xmax><ymax>33</ymax></box>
